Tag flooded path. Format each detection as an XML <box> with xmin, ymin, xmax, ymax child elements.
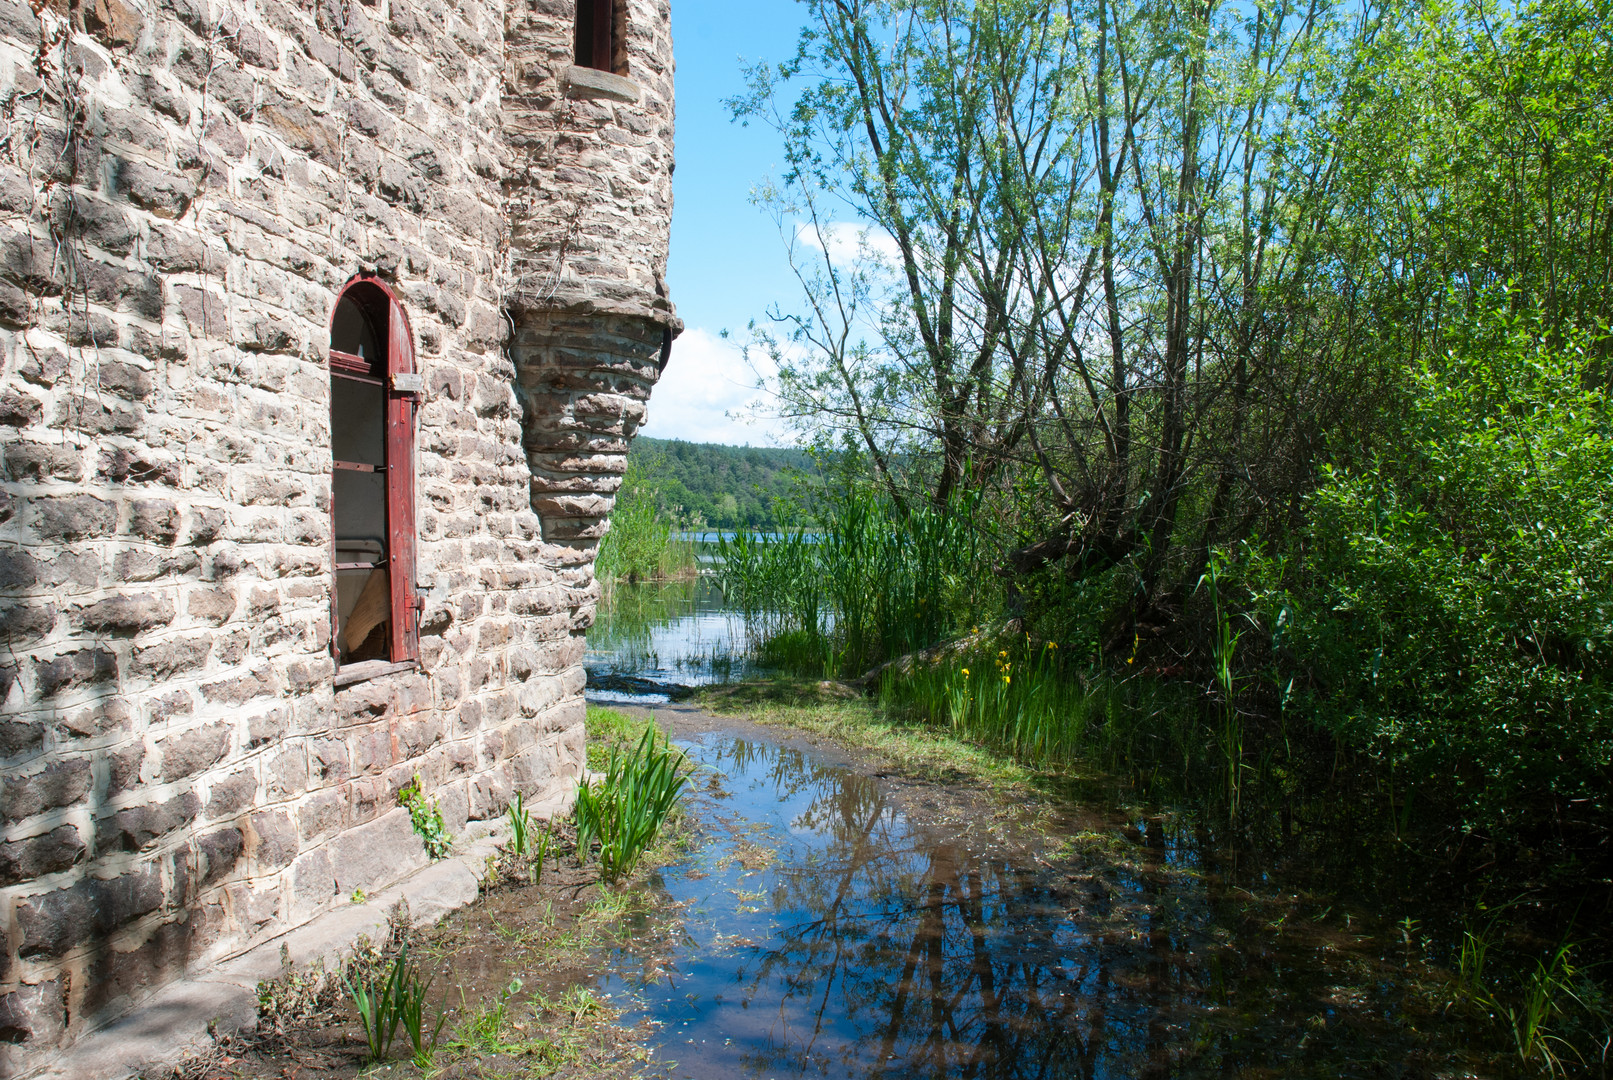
<box><xmin>585</xmin><ymin>707</ymin><xmax>1484</xmax><ymax>1080</ymax></box>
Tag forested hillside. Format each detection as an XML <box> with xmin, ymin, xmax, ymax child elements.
<box><xmin>628</xmin><ymin>437</ymin><xmax>815</xmax><ymax>529</ymax></box>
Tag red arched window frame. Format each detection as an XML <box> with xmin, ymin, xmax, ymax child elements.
<box><xmin>327</xmin><ymin>275</ymin><xmax>420</xmax><ymax>667</ymax></box>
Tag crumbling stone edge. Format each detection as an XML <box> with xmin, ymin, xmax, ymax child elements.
<box><xmin>17</xmin><ymin>785</ymin><xmax>578</xmax><ymax>1080</ymax></box>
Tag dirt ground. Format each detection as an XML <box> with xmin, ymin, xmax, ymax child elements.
<box><xmin>149</xmin><ymin>814</ymin><xmax>690</xmax><ymax>1080</ymax></box>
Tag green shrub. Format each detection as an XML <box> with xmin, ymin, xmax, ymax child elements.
<box><xmin>397</xmin><ymin>774</ymin><xmax>452</xmax><ymax>859</ymax></box>
<box><xmin>1257</xmin><ymin>306</ymin><xmax>1613</xmax><ymax>834</ymax></box>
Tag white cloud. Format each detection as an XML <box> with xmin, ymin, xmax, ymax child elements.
<box><xmin>793</xmin><ymin>220</ymin><xmax>901</xmax><ymax>267</ymax></box>
<box><xmin>640</xmin><ymin>326</ymin><xmax>792</xmax><ymax>446</ymax></box>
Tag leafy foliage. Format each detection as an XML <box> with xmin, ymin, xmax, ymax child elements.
<box><xmin>1257</xmin><ymin>307</ymin><xmax>1613</xmax><ymax>833</ymax></box>
<box><xmin>397</xmin><ymin>774</ymin><xmax>452</xmax><ymax>859</ymax></box>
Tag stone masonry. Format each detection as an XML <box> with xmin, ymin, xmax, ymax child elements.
<box><xmin>0</xmin><ymin>0</ymin><xmax>676</xmax><ymax>1066</ymax></box>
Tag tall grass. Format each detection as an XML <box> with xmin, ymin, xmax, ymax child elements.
<box><xmin>879</xmin><ymin>641</ymin><xmax>1096</xmax><ymax>768</ymax></box>
<box><xmin>596</xmin><ymin>456</ymin><xmax>698</xmax><ymax>583</ymax></box>
<box><xmin>717</xmin><ymin>484</ymin><xmax>987</xmax><ymax>678</ymax></box>
<box><xmin>876</xmin><ymin>637</ymin><xmax>1212</xmax><ymax>789</ymax></box>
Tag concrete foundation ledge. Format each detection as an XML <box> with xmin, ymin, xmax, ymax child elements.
<box><xmin>16</xmin><ymin>822</ymin><xmax>519</xmax><ymax>1080</ymax></box>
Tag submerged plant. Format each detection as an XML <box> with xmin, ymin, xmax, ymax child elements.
<box><xmin>574</xmin><ymin>726</ymin><xmax>690</xmax><ymax>880</ymax></box>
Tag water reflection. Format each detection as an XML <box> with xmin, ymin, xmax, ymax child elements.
<box><xmin>604</xmin><ymin>733</ymin><xmax>1479</xmax><ymax>1080</ymax></box>
<box><xmin>586</xmin><ymin>578</ymin><xmax>754</xmax><ymax>699</ymax></box>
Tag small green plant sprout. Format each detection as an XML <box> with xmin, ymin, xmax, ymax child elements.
<box><xmin>1397</xmin><ymin>916</ymin><xmax>1420</xmax><ymax>963</ymax></box>
<box><xmin>507</xmin><ymin>791</ymin><xmax>533</xmax><ymax>855</ymax></box>
<box><xmin>398</xmin><ymin>959</ymin><xmax>450</xmax><ymax>1069</ymax></box>
<box><xmin>350</xmin><ymin>888</ymin><xmax>366</xmax><ymax>904</ymax></box>
<box><xmin>505</xmin><ymin>792</ymin><xmax>556</xmax><ymax>884</ymax></box>
<box><xmin>458</xmin><ymin>978</ymin><xmax>524</xmax><ymax>1051</ymax></box>
<box><xmin>344</xmin><ymin>942</ymin><xmax>412</xmax><ymax>1062</ymax></box>
<box><xmin>398</xmin><ymin>773</ymin><xmax>452</xmax><ymax>859</ymax></box>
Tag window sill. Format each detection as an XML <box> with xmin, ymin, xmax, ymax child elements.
<box><xmin>563</xmin><ymin>65</ymin><xmax>641</xmax><ymax>104</ymax></box>
<box><xmin>334</xmin><ymin>659</ymin><xmax>418</xmax><ymax>689</ymax></box>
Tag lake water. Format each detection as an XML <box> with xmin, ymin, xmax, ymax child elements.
<box><xmin>582</xmin><ymin>580</ymin><xmax>1498</xmax><ymax>1079</ymax></box>
<box><xmin>585</xmin><ymin>577</ymin><xmax>757</xmax><ymax>703</ymax></box>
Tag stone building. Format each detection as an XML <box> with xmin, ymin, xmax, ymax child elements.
<box><xmin>0</xmin><ymin>0</ymin><xmax>676</xmax><ymax>1063</ymax></box>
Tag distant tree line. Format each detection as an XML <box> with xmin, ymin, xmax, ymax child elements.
<box><xmin>626</xmin><ymin>437</ymin><xmax>816</xmax><ymax>530</ymax></box>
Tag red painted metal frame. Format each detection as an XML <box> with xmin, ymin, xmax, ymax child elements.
<box><xmin>327</xmin><ymin>273</ymin><xmax>420</xmax><ymax>667</ymax></box>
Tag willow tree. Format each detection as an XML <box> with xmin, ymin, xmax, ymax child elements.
<box><xmin>737</xmin><ymin>0</ymin><xmax>1398</xmax><ymax>612</ymax></box>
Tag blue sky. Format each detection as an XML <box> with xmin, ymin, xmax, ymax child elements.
<box><xmin>639</xmin><ymin>0</ymin><xmax>808</xmax><ymax>446</ymax></box>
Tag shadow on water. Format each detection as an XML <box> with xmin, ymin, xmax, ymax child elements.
<box><xmin>597</xmin><ymin>730</ymin><xmax>1489</xmax><ymax>1080</ymax></box>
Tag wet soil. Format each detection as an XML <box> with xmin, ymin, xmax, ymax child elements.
<box><xmin>152</xmin><ymin>857</ymin><xmax>676</xmax><ymax>1080</ymax></box>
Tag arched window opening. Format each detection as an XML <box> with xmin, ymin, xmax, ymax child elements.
<box><xmin>328</xmin><ymin>277</ymin><xmax>419</xmax><ymax>668</ymax></box>
<box><xmin>575</xmin><ymin>0</ymin><xmax>623</xmax><ymax>74</ymax></box>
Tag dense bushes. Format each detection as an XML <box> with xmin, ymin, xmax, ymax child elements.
<box><xmin>1258</xmin><ymin>309</ymin><xmax>1613</xmax><ymax>834</ymax></box>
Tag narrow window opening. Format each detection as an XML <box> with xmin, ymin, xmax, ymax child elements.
<box><xmin>575</xmin><ymin>0</ymin><xmax>622</xmax><ymax>73</ymax></box>
<box><xmin>329</xmin><ymin>279</ymin><xmax>419</xmax><ymax>669</ymax></box>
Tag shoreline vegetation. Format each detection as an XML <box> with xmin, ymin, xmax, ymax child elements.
<box><xmin>639</xmin><ymin>0</ymin><xmax>1613</xmax><ymax>1070</ymax></box>
<box><xmin>593</xmin><ymin>455</ymin><xmax>701</xmax><ymax>585</ymax></box>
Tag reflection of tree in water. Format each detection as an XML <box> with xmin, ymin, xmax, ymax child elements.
<box><xmin>700</xmin><ymin>741</ymin><xmax>1127</xmax><ymax>1079</ymax></box>
<box><xmin>589</xmin><ymin>579</ymin><xmax>703</xmax><ymax>656</ymax></box>
<box><xmin>697</xmin><ymin>740</ymin><xmax>1468</xmax><ymax>1080</ymax></box>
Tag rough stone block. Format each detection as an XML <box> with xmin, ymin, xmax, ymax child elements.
<box><xmin>0</xmin><ymin>826</ymin><xmax>87</xmax><ymax>886</ymax></box>
<box><xmin>15</xmin><ymin>862</ymin><xmax>163</xmax><ymax>958</ymax></box>
<box><xmin>205</xmin><ymin>769</ymin><xmax>258</xmax><ymax>818</ymax></box>
<box><xmin>73</xmin><ymin>594</ymin><xmax>177</xmax><ymax>634</ymax></box>
<box><xmin>329</xmin><ymin>808</ymin><xmax>427</xmax><ymax>897</ymax></box>
<box><xmin>0</xmin><ymin>601</ymin><xmax>56</xmax><ymax>639</ymax></box>
<box><xmin>248</xmin><ymin>810</ymin><xmax>297</xmax><ymax>870</ymax></box>
<box><xmin>129</xmin><ymin>499</ymin><xmax>179</xmax><ymax>542</ymax></box>
<box><xmin>132</xmin><ymin>636</ymin><xmax>213</xmax><ymax>679</ymax></box>
<box><xmin>97</xmin><ymin>792</ymin><xmax>201</xmax><ymax>852</ymax></box>
<box><xmin>290</xmin><ymin>847</ymin><xmax>335</xmax><ymax>918</ymax></box>
<box><xmin>158</xmin><ymin>723</ymin><xmax>232</xmax><ymax>782</ymax></box>
<box><xmin>0</xmin><ymin>978</ymin><xmax>66</xmax><ymax>1047</ymax></box>
<box><xmin>33</xmin><ymin>495</ymin><xmax>116</xmax><ymax>540</ymax></box>
<box><xmin>1</xmin><ymin>759</ymin><xmax>93</xmax><ymax>824</ymax></box>
<box><xmin>196</xmin><ymin>827</ymin><xmax>244</xmax><ymax>888</ymax></box>
<box><xmin>297</xmin><ymin>788</ymin><xmax>346</xmax><ymax>842</ymax></box>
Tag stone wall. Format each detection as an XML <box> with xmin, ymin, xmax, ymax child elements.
<box><xmin>0</xmin><ymin>0</ymin><xmax>675</xmax><ymax>1064</ymax></box>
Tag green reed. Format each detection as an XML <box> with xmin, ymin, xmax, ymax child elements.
<box><xmin>879</xmin><ymin>641</ymin><xmax>1095</xmax><ymax>768</ymax></box>
<box><xmin>345</xmin><ymin>942</ymin><xmax>446</xmax><ymax>1064</ymax></box>
<box><xmin>717</xmin><ymin>485</ymin><xmax>986</xmax><ymax>679</ymax></box>
<box><xmin>574</xmin><ymin>727</ymin><xmax>690</xmax><ymax>880</ymax></box>
<box><xmin>595</xmin><ymin>457</ymin><xmax>698</xmax><ymax>584</ymax></box>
